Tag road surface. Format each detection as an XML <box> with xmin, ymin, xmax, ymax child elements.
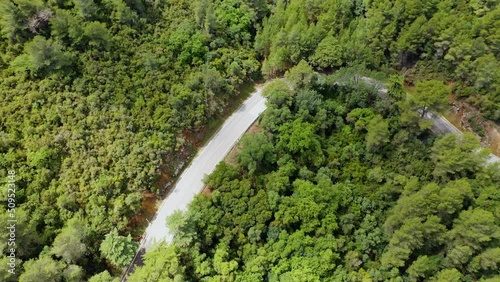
<box><xmin>142</xmin><ymin>84</ymin><xmax>267</xmax><ymax>249</ymax></box>
<box><xmin>426</xmin><ymin>112</ymin><xmax>500</xmax><ymax>164</ymax></box>
<box><xmin>123</xmin><ymin>76</ymin><xmax>498</xmax><ymax>280</ymax></box>
<box><xmin>363</xmin><ymin>77</ymin><xmax>500</xmax><ymax>164</ymax></box>
<box><xmin>139</xmin><ymin>76</ymin><xmax>498</xmax><ymax>250</ymax></box>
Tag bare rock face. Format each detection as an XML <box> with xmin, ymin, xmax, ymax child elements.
<box><xmin>28</xmin><ymin>9</ymin><xmax>54</xmax><ymax>34</ymax></box>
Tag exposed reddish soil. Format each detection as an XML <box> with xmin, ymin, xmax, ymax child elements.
<box><xmin>154</xmin><ymin>170</ymin><xmax>173</xmax><ymax>194</ymax></box>
<box><xmin>447</xmin><ymin>99</ymin><xmax>500</xmax><ymax>156</ymax></box>
<box><xmin>127</xmin><ymin>191</ymin><xmax>158</xmax><ymax>237</ymax></box>
<box><xmin>247</xmin><ymin>122</ymin><xmax>262</xmax><ymax>134</ymax></box>
<box><xmin>201</xmin><ymin>187</ymin><xmax>213</xmax><ymax>197</ymax></box>
<box><xmin>128</xmin><ymin>83</ymin><xmax>259</xmax><ymax>233</ymax></box>
<box><xmin>486</xmin><ymin>126</ymin><xmax>500</xmax><ymax>156</ymax></box>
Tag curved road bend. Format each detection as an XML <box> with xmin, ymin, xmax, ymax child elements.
<box><xmin>147</xmin><ymin>76</ymin><xmax>499</xmax><ymax>249</ymax></box>
<box><xmin>363</xmin><ymin>77</ymin><xmax>500</xmax><ymax>164</ymax></box>
<box><xmin>143</xmin><ymin>84</ymin><xmax>267</xmax><ymax>249</ymax></box>
<box><xmin>124</xmin><ymin>76</ymin><xmax>498</xmax><ymax>279</ymax></box>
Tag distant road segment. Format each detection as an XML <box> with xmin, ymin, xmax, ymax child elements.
<box><xmin>363</xmin><ymin>77</ymin><xmax>500</xmax><ymax>164</ymax></box>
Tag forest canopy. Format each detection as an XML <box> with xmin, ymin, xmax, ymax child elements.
<box><xmin>0</xmin><ymin>0</ymin><xmax>499</xmax><ymax>280</ymax></box>
<box><xmin>131</xmin><ymin>64</ymin><xmax>500</xmax><ymax>281</ymax></box>
<box><xmin>0</xmin><ymin>0</ymin><xmax>263</xmax><ymax>280</ymax></box>
<box><xmin>256</xmin><ymin>0</ymin><xmax>500</xmax><ymax>121</ymax></box>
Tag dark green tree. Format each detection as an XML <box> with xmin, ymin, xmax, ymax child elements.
<box><xmin>127</xmin><ymin>244</ymin><xmax>185</xmax><ymax>282</ymax></box>
<box><xmin>51</xmin><ymin>217</ymin><xmax>87</xmax><ymax>264</ymax></box>
<box><xmin>412</xmin><ymin>80</ymin><xmax>450</xmax><ymax>118</ymax></box>
<box><xmin>19</xmin><ymin>255</ymin><xmax>64</xmax><ymax>282</ymax></box>
<box><xmin>99</xmin><ymin>228</ymin><xmax>138</xmax><ymax>269</ymax></box>
<box><xmin>11</xmin><ymin>35</ymin><xmax>74</xmax><ymax>76</ymax></box>
<box><xmin>365</xmin><ymin>115</ymin><xmax>390</xmax><ymax>151</ymax></box>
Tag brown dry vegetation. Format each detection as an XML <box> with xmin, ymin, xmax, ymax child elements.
<box><xmin>447</xmin><ymin>99</ymin><xmax>500</xmax><ymax>156</ymax></box>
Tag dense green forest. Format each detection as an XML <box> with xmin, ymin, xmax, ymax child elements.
<box><xmin>0</xmin><ymin>0</ymin><xmax>499</xmax><ymax>281</ymax></box>
<box><xmin>256</xmin><ymin>0</ymin><xmax>500</xmax><ymax>122</ymax></box>
<box><xmin>0</xmin><ymin>0</ymin><xmax>265</xmax><ymax>280</ymax></box>
<box><xmin>130</xmin><ymin>65</ymin><xmax>499</xmax><ymax>281</ymax></box>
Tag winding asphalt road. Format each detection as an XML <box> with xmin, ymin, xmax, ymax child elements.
<box><xmin>364</xmin><ymin>77</ymin><xmax>500</xmax><ymax>164</ymax></box>
<box><xmin>122</xmin><ymin>84</ymin><xmax>267</xmax><ymax>281</ymax></box>
<box><xmin>124</xmin><ymin>76</ymin><xmax>498</xmax><ymax>280</ymax></box>
<box><xmin>140</xmin><ymin>76</ymin><xmax>499</xmax><ymax>250</ymax></box>
<box><xmin>142</xmin><ymin>84</ymin><xmax>267</xmax><ymax>249</ymax></box>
